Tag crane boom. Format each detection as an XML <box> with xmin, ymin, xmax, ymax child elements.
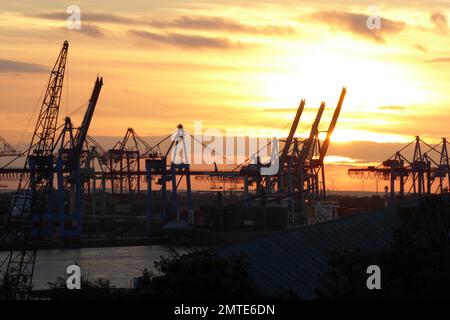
<box><xmin>280</xmin><ymin>100</ymin><xmax>305</xmax><ymax>165</ymax></box>
<box><xmin>1</xmin><ymin>41</ymin><xmax>69</xmax><ymax>299</ymax></box>
<box><xmin>73</xmin><ymin>77</ymin><xmax>103</xmax><ymax>162</ymax></box>
<box><xmin>319</xmin><ymin>87</ymin><xmax>346</xmax><ymax>162</ymax></box>
<box><xmin>299</xmin><ymin>102</ymin><xmax>326</xmax><ymax>166</ymax></box>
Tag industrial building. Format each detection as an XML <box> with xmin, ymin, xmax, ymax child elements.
<box><xmin>218</xmin><ymin>207</ymin><xmax>400</xmax><ymax>299</ymax></box>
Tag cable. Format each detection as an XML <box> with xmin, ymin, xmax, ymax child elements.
<box><xmin>68</xmin><ymin>101</ymin><xmax>88</xmax><ymax>117</ymax></box>
<box><xmin>232</xmin><ymin>139</ymin><xmax>273</xmax><ymax>172</ymax></box>
<box><xmin>1</xmin><ymin>122</ymin><xmax>66</xmax><ymax>170</ymax></box>
<box><xmin>15</xmin><ymin>81</ymin><xmax>47</xmax><ymax>150</ymax></box>
<box><xmin>375</xmin><ymin>138</ymin><xmax>416</xmax><ymax>169</ymax></box>
<box><xmin>66</xmin><ymin>56</ymin><xmax>69</xmax><ymax>117</ymax></box>
<box><xmin>187</xmin><ymin>133</ymin><xmax>239</xmax><ymax>167</ymax></box>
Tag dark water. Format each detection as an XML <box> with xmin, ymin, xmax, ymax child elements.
<box><xmin>0</xmin><ymin>245</ymin><xmax>179</xmax><ymax>289</ymax></box>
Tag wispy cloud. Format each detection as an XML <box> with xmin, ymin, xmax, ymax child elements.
<box><xmin>32</xmin><ymin>11</ymin><xmax>294</xmax><ymax>36</ymax></box>
<box><xmin>29</xmin><ymin>12</ymin><xmax>107</xmax><ymax>38</ymax></box>
<box><xmin>0</xmin><ymin>59</ymin><xmax>47</xmax><ymax>73</ymax></box>
<box><xmin>377</xmin><ymin>106</ymin><xmax>406</xmax><ymax>111</ymax></box>
<box><xmin>413</xmin><ymin>44</ymin><xmax>427</xmax><ymax>53</ymax></box>
<box><xmin>149</xmin><ymin>16</ymin><xmax>295</xmax><ymax>35</ymax></box>
<box><xmin>263</xmin><ymin>108</ymin><xmax>296</xmax><ymax>113</ymax></box>
<box><xmin>425</xmin><ymin>57</ymin><xmax>450</xmax><ymax>63</ymax></box>
<box><xmin>263</xmin><ymin>105</ymin><xmax>332</xmax><ymax>112</ymax></box>
<box><xmin>72</xmin><ymin>23</ymin><xmax>106</xmax><ymax>38</ymax></box>
<box><xmin>129</xmin><ymin>29</ymin><xmax>243</xmax><ymax>49</ymax></box>
<box><xmin>310</xmin><ymin>10</ymin><xmax>405</xmax><ymax>43</ymax></box>
<box><xmin>430</xmin><ymin>12</ymin><xmax>448</xmax><ymax>35</ymax></box>
<box><xmin>33</xmin><ymin>11</ymin><xmax>137</xmax><ymax>25</ymax></box>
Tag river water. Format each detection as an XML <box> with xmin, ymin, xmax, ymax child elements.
<box><xmin>0</xmin><ymin>245</ymin><xmax>179</xmax><ymax>289</ymax></box>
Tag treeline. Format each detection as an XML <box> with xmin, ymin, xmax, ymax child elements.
<box><xmin>317</xmin><ymin>195</ymin><xmax>450</xmax><ymax>299</ymax></box>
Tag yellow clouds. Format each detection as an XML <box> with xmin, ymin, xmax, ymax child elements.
<box><xmin>0</xmin><ymin>2</ymin><xmax>449</xmax><ymax>147</ymax></box>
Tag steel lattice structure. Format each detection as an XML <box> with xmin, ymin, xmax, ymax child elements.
<box><xmin>1</xmin><ymin>41</ymin><xmax>68</xmax><ymax>299</ymax></box>
<box><xmin>108</xmin><ymin>128</ymin><xmax>159</xmax><ymax>193</ymax></box>
<box><xmin>0</xmin><ymin>136</ymin><xmax>20</xmax><ymax>157</ymax></box>
<box><xmin>233</xmin><ymin>88</ymin><xmax>346</xmax><ymax>221</ymax></box>
<box><xmin>348</xmin><ymin>136</ymin><xmax>450</xmax><ymax>202</ymax></box>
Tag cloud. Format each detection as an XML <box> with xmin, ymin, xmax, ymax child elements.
<box><xmin>327</xmin><ymin>141</ymin><xmax>408</xmax><ymax>163</ymax></box>
<box><xmin>30</xmin><ymin>12</ymin><xmax>106</xmax><ymax>38</ymax></box>
<box><xmin>129</xmin><ymin>29</ymin><xmax>243</xmax><ymax>49</ymax></box>
<box><xmin>149</xmin><ymin>16</ymin><xmax>295</xmax><ymax>35</ymax></box>
<box><xmin>263</xmin><ymin>105</ymin><xmax>332</xmax><ymax>112</ymax></box>
<box><xmin>263</xmin><ymin>107</ymin><xmax>297</xmax><ymax>113</ymax></box>
<box><xmin>73</xmin><ymin>23</ymin><xmax>106</xmax><ymax>38</ymax></box>
<box><xmin>0</xmin><ymin>60</ymin><xmax>47</xmax><ymax>73</ymax></box>
<box><xmin>32</xmin><ymin>11</ymin><xmax>294</xmax><ymax>36</ymax></box>
<box><xmin>430</xmin><ymin>12</ymin><xmax>448</xmax><ymax>35</ymax></box>
<box><xmin>413</xmin><ymin>44</ymin><xmax>427</xmax><ymax>53</ymax></box>
<box><xmin>425</xmin><ymin>57</ymin><xmax>450</xmax><ymax>63</ymax></box>
<box><xmin>377</xmin><ymin>106</ymin><xmax>406</xmax><ymax>111</ymax></box>
<box><xmin>310</xmin><ymin>10</ymin><xmax>405</xmax><ymax>42</ymax></box>
<box><xmin>33</xmin><ymin>11</ymin><xmax>137</xmax><ymax>25</ymax></box>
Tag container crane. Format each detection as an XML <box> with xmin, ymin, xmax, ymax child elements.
<box><xmin>0</xmin><ymin>136</ymin><xmax>21</xmax><ymax>157</ymax></box>
<box><xmin>278</xmin><ymin>100</ymin><xmax>305</xmax><ymax>189</ymax></box>
<box><xmin>309</xmin><ymin>87</ymin><xmax>347</xmax><ymax>198</ymax></box>
<box><xmin>281</xmin><ymin>102</ymin><xmax>325</xmax><ymax>217</ymax></box>
<box><xmin>55</xmin><ymin>77</ymin><xmax>103</xmax><ymax>237</ymax></box>
<box><xmin>348</xmin><ymin>136</ymin><xmax>450</xmax><ymax>203</ymax></box>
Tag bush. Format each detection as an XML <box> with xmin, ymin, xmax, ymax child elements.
<box><xmin>317</xmin><ymin>195</ymin><xmax>450</xmax><ymax>299</ymax></box>
<box><xmin>137</xmin><ymin>249</ymin><xmax>262</xmax><ymax>300</ymax></box>
<box><xmin>47</xmin><ymin>276</ymin><xmax>115</xmax><ymax>300</ymax></box>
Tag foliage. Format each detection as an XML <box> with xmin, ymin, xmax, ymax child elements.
<box><xmin>137</xmin><ymin>248</ymin><xmax>262</xmax><ymax>299</ymax></box>
<box><xmin>317</xmin><ymin>195</ymin><xmax>450</xmax><ymax>299</ymax></box>
<box><xmin>0</xmin><ymin>272</ymin><xmax>32</xmax><ymax>300</ymax></box>
<box><xmin>47</xmin><ymin>276</ymin><xmax>116</xmax><ymax>300</ymax></box>
<box><xmin>43</xmin><ymin>248</ymin><xmax>261</xmax><ymax>300</ymax></box>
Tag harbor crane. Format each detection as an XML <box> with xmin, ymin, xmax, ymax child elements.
<box><xmin>349</xmin><ymin>136</ymin><xmax>450</xmax><ymax>203</ymax></box>
<box><xmin>0</xmin><ymin>41</ymin><xmax>103</xmax><ymax>297</ymax></box>
<box><xmin>0</xmin><ymin>137</ymin><xmax>21</xmax><ymax>157</ymax></box>
<box><xmin>1</xmin><ymin>41</ymin><xmax>69</xmax><ymax>299</ymax></box>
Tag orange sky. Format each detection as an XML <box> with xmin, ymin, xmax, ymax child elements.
<box><xmin>0</xmin><ymin>1</ymin><xmax>449</xmax><ymax>191</ymax></box>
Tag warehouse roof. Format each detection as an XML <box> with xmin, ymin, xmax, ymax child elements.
<box><xmin>218</xmin><ymin>208</ymin><xmax>400</xmax><ymax>299</ymax></box>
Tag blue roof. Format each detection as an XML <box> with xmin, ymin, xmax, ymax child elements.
<box><xmin>217</xmin><ymin>208</ymin><xmax>400</xmax><ymax>299</ymax></box>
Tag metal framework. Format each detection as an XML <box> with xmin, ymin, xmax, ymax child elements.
<box><xmin>1</xmin><ymin>41</ymin><xmax>68</xmax><ymax>298</ymax></box>
<box><xmin>0</xmin><ymin>41</ymin><xmax>347</xmax><ymax>282</ymax></box>
<box><xmin>146</xmin><ymin>125</ymin><xmax>193</xmax><ymax>229</ymax></box>
<box><xmin>108</xmin><ymin>128</ymin><xmax>157</xmax><ymax>193</ymax></box>
<box><xmin>308</xmin><ymin>87</ymin><xmax>347</xmax><ymax>199</ymax></box>
<box><xmin>1</xmin><ymin>86</ymin><xmax>346</xmax><ymax>240</ymax></box>
<box><xmin>54</xmin><ymin>77</ymin><xmax>103</xmax><ymax>237</ymax></box>
<box><xmin>235</xmin><ymin>88</ymin><xmax>346</xmax><ymax>218</ymax></box>
<box><xmin>0</xmin><ymin>136</ymin><xmax>21</xmax><ymax>157</ymax></box>
<box><xmin>348</xmin><ymin>136</ymin><xmax>450</xmax><ymax>203</ymax></box>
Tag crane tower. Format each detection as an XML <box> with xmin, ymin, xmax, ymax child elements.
<box><xmin>1</xmin><ymin>41</ymin><xmax>69</xmax><ymax>298</ymax></box>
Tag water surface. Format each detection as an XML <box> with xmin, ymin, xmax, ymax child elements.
<box><xmin>1</xmin><ymin>245</ymin><xmax>178</xmax><ymax>289</ymax></box>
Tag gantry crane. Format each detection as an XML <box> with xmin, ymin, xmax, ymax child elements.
<box><xmin>308</xmin><ymin>87</ymin><xmax>347</xmax><ymax>198</ymax></box>
<box><xmin>348</xmin><ymin>136</ymin><xmax>450</xmax><ymax>203</ymax></box>
<box><xmin>146</xmin><ymin>124</ymin><xmax>193</xmax><ymax>229</ymax></box>
<box><xmin>54</xmin><ymin>77</ymin><xmax>103</xmax><ymax>237</ymax></box>
<box><xmin>0</xmin><ymin>137</ymin><xmax>21</xmax><ymax>157</ymax></box>
<box><xmin>108</xmin><ymin>128</ymin><xmax>157</xmax><ymax>194</ymax></box>
<box><xmin>273</xmin><ymin>101</ymin><xmax>325</xmax><ymax>215</ymax></box>
<box><xmin>219</xmin><ymin>88</ymin><xmax>346</xmax><ymax>226</ymax></box>
<box><xmin>241</xmin><ymin>88</ymin><xmax>346</xmax><ymax>198</ymax></box>
<box><xmin>1</xmin><ymin>41</ymin><xmax>69</xmax><ymax>298</ymax></box>
<box><xmin>296</xmin><ymin>102</ymin><xmax>326</xmax><ymax>203</ymax></box>
<box><xmin>277</xmin><ymin>99</ymin><xmax>306</xmax><ymax>192</ymax></box>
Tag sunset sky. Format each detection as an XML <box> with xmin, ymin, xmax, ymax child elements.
<box><xmin>0</xmin><ymin>0</ymin><xmax>449</xmax><ymax>191</ymax></box>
